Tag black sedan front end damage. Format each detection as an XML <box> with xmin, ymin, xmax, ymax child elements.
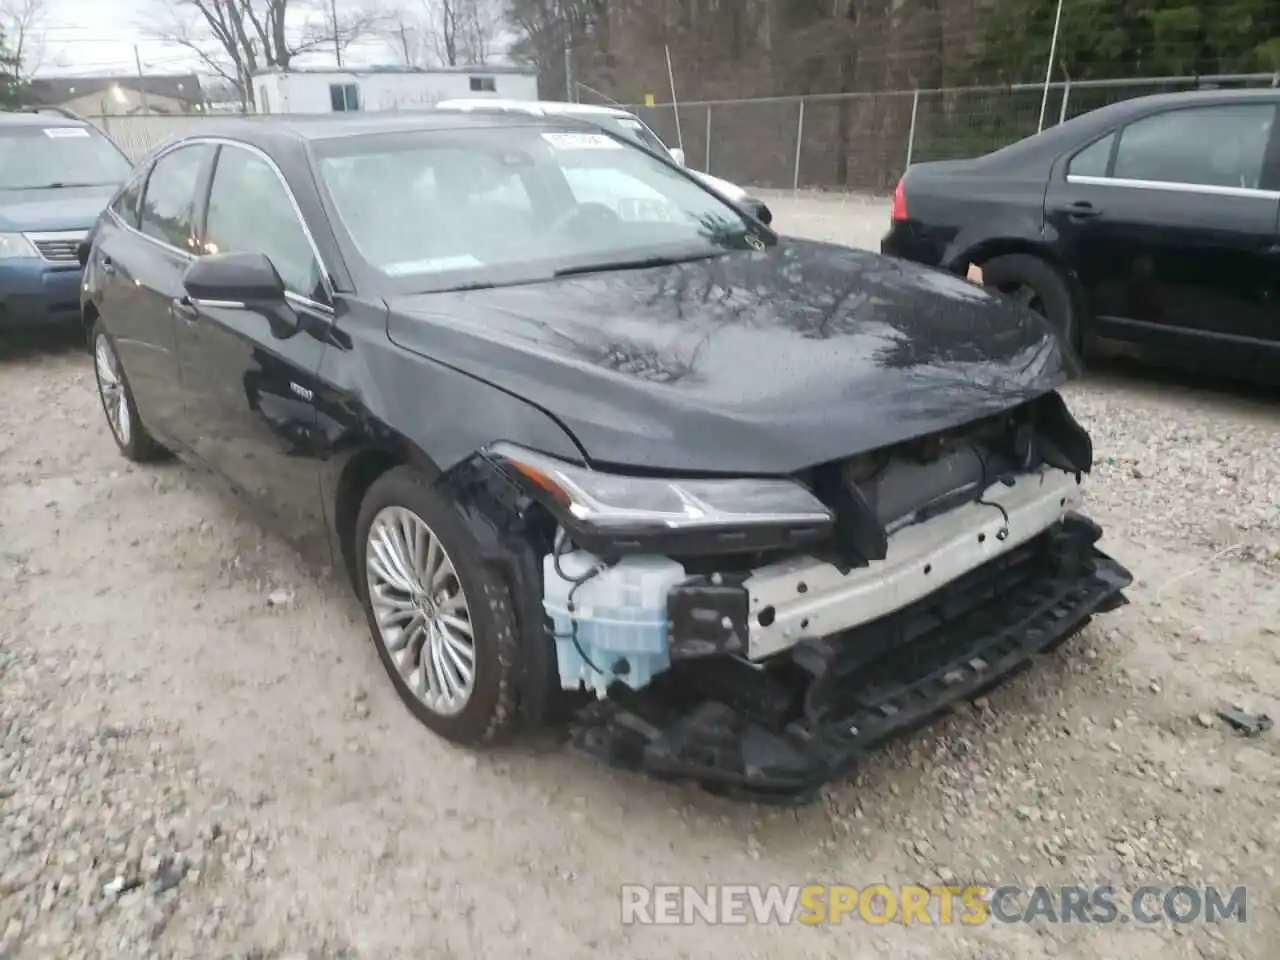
<box><xmin>437</xmin><ymin>390</ymin><xmax>1132</xmax><ymax>804</ymax></box>
<box><xmin>570</xmin><ymin>514</ymin><xmax>1128</xmax><ymax>804</ymax></box>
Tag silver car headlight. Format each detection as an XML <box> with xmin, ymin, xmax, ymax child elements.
<box><xmin>489</xmin><ymin>442</ymin><xmax>834</xmax><ymax>556</ymax></box>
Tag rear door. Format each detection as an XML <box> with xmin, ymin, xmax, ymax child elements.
<box><xmin>92</xmin><ymin>142</ymin><xmax>216</xmax><ymax>444</ymax></box>
<box><xmin>1044</xmin><ymin>101</ymin><xmax>1280</xmax><ymax>367</ymax></box>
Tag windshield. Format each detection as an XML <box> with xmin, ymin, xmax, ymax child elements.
<box><xmin>604</xmin><ymin>115</ymin><xmax>671</xmax><ymax>155</ymax></box>
<box><xmin>0</xmin><ymin>125</ymin><xmax>132</xmax><ymax>189</ymax></box>
<box><xmin>313</xmin><ymin>124</ymin><xmax>772</xmax><ymax>294</ymax></box>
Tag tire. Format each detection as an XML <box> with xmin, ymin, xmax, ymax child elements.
<box><xmin>90</xmin><ymin>321</ymin><xmax>170</xmax><ymax>463</ymax></box>
<box><xmin>355</xmin><ymin>465</ymin><xmax>521</xmax><ymax>746</ymax></box>
<box><xmin>979</xmin><ymin>254</ymin><xmax>1083</xmax><ymax>355</ymax></box>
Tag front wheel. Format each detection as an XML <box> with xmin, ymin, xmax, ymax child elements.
<box><xmin>355</xmin><ymin>466</ymin><xmax>522</xmax><ymax>746</ymax></box>
<box><xmin>91</xmin><ymin>322</ymin><xmax>170</xmax><ymax>463</ymax></box>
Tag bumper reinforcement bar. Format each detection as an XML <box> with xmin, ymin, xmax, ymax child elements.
<box><xmin>566</xmin><ymin>515</ymin><xmax>1132</xmax><ymax>805</ymax></box>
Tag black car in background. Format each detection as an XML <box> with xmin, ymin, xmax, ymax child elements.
<box><xmin>79</xmin><ymin>112</ymin><xmax>1131</xmax><ymax>803</ymax></box>
<box><xmin>881</xmin><ymin>88</ymin><xmax>1280</xmax><ymax>381</ymax></box>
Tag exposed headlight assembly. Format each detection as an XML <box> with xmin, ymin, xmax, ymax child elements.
<box><xmin>489</xmin><ymin>442</ymin><xmax>834</xmax><ymax>556</ymax></box>
<box><xmin>0</xmin><ymin>233</ymin><xmax>40</xmax><ymax>259</ymax></box>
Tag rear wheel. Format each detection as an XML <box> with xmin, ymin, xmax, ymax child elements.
<box><xmin>978</xmin><ymin>254</ymin><xmax>1083</xmax><ymax>355</ymax></box>
<box><xmin>91</xmin><ymin>322</ymin><xmax>170</xmax><ymax>463</ymax></box>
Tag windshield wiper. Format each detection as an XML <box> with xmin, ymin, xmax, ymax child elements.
<box><xmin>14</xmin><ymin>181</ymin><xmax>110</xmax><ymax>190</ymax></box>
<box><xmin>434</xmin><ymin>280</ymin><xmax>500</xmax><ymax>292</ymax></box>
<box><xmin>552</xmin><ymin>251</ymin><xmax>719</xmax><ymax>279</ymax></box>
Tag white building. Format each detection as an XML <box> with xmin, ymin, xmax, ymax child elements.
<box><xmin>251</xmin><ymin>66</ymin><xmax>539</xmax><ymax>115</ymax></box>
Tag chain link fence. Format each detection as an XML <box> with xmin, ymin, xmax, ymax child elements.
<box><xmin>630</xmin><ymin>72</ymin><xmax>1279</xmax><ymax>193</ymax></box>
<box><xmin>86</xmin><ymin>71</ymin><xmax>1280</xmax><ymax>192</ymax></box>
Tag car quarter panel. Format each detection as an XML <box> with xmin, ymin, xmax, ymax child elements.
<box><xmin>885</xmin><ymin>162</ymin><xmax>1053</xmax><ymax>272</ymax></box>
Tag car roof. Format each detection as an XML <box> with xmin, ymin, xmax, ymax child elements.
<box><xmin>1087</xmin><ymin>86</ymin><xmax>1278</xmax><ymax>118</ymax></box>
<box><xmin>173</xmin><ymin>110</ymin><xmax>605</xmax><ymax>151</ymax></box>
<box><xmin>434</xmin><ymin>98</ymin><xmax>635</xmax><ymax>120</ymax></box>
<box><xmin>966</xmin><ymin>86</ymin><xmax>1280</xmax><ymax>167</ymax></box>
<box><xmin>1044</xmin><ymin>86</ymin><xmax>1278</xmax><ymax>136</ymax></box>
<box><xmin>0</xmin><ymin>110</ymin><xmax>90</xmax><ymax>127</ymax></box>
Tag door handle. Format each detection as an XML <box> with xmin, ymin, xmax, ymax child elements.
<box><xmin>100</xmin><ymin>256</ymin><xmax>116</xmax><ymax>276</ymax></box>
<box><xmin>170</xmin><ymin>295</ymin><xmax>199</xmax><ymax>324</ymax></box>
<box><xmin>1056</xmin><ymin>201</ymin><xmax>1102</xmax><ymax>219</ymax></box>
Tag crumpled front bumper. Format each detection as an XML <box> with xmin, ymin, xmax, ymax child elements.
<box><xmin>567</xmin><ymin>513</ymin><xmax>1132</xmax><ymax>805</ymax></box>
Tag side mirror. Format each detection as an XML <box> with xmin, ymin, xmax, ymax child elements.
<box><xmin>744</xmin><ymin>197</ymin><xmax>773</xmax><ymax>226</ymax></box>
<box><xmin>669</xmin><ymin>147</ymin><xmax>686</xmax><ymax>167</ymax></box>
<box><xmin>182</xmin><ymin>251</ymin><xmax>297</xmax><ymax>338</ymax></box>
<box><xmin>76</xmin><ymin>239</ymin><xmax>90</xmax><ymax>269</ymax></box>
<box><xmin>183</xmin><ymin>251</ymin><xmax>287</xmax><ymax>305</ymax></box>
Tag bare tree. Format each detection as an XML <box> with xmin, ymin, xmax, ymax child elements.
<box><xmin>0</xmin><ymin>0</ymin><xmax>47</xmax><ymax>81</ymax></box>
<box><xmin>146</xmin><ymin>0</ymin><xmax>389</xmax><ymax>107</ymax></box>
<box><xmin>385</xmin><ymin>0</ymin><xmax>501</xmax><ymax>67</ymax></box>
<box><xmin>456</xmin><ymin>0</ymin><xmax>501</xmax><ymax>64</ymax></box>
<box><xmin>505</xmin><ymin>0</ymin><xmax>606</xmax><ymax>98</ymax></box>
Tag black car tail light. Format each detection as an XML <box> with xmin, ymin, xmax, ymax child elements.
<box><xmin>891</xmin><ymin>176</ymin><xmax>908</xmax><ymax>221</ymax></box>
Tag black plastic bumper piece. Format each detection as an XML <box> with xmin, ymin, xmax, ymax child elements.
<box><xmin>567</xmin><ymin>514</ymin><xmax>1133</xmax><ymax>805</ymax></box>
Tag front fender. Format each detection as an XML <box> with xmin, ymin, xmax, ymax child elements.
<box><xmin>434</xmin><ymin>449</ymin><xmax>560</xmax><ymax>726</ymax></box>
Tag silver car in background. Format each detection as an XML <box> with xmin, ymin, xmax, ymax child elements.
<box><xmin>433</xmin><ymin>97</ymin><xmax>774</xmax><ymax>225</ymax></box>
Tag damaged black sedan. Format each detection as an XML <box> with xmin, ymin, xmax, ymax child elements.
<box><xmin>79</xmin><ymin>112</ymin><xmax>1132</xmax><ymax>803</ymax></box>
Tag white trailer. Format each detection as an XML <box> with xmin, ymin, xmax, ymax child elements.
<box><xmin>251</xmin><ymin>66</ymin><xmax>538</xmax><ymax>115</ymax></box>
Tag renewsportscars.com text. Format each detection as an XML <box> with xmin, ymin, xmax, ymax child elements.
<box><xmin>620</xmin><ymin>884</ymin><xmax>1248</xmax><ymax>926</ymax></box>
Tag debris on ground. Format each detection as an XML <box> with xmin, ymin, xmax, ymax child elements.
<box><xmin>1216</xmin><ymin>704</ymin><xmax>1274</xmax><ymax>737</ymax></box>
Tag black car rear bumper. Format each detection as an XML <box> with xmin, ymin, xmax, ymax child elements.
<box><xmin>567</xmin><ymin>513</ymin><xmax>1131</xmax><ymax>805</ymax></box>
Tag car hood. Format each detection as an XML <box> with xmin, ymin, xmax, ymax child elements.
<box><xmin>384</xmin><ymin>238</ymin><xmax>1075</xmax><ymax>475</ymax></box>
<box><xmin>688</xmin><ymin>169</ymin><xmax>746</xmax><ymax>200</ymax></box>
<box><xmin>0</xmin><ymin>184</ymin><xmax>118</xmax><ymax>232</ymax></box>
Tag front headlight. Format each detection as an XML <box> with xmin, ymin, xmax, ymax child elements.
<box><xmin>0</xmin><ymin>233</ymin><xmax>40</xmax><ymax>259</ymax></box>
<box><xmin>489</xmin><ymin>442</ymin><xmax>834</xmax><ymax>556</ymax></box>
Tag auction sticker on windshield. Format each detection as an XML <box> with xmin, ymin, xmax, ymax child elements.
<box><xmin>541</xmin><ymin>132</ymin><xmax>622</xmax><ymax>151</ymax></box>
<box><xmin>44</xmin><ymin>127</ymin><xmax>90</xmax><ymax>138</ymax></box>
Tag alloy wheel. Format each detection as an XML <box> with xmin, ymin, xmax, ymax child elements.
<box><xmin>94</xmin><ymin>333</ymin><xmax>132</xmax><ymax>448</ymax></box>
<box><xmin>364</xmin><ymin>505</ymin><xmax>477</xmax><ymax>717</ymax></box>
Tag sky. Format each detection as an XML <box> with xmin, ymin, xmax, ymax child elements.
<box><xmin>29</xmin><ymin>0</ymin><xmax>411</xmax><ymax>80</ymax></box>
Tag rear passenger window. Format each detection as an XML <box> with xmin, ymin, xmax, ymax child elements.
<box><xmin>1111</xmin><ymin>104</ymin><xmax>1275</xmax><ymax>190</ymax></box>
<box><xmin>138</xmin><ymin>143</ymin><xmax>213</xmax><ymax>251</ymax></box>
<box><xmin>1067</xmin><ymin>133</ymin><xmax>1114</xmax><ymax>178</ymax></box>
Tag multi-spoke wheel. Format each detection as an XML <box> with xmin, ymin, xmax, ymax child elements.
<box><xmin>355</xmin><ymin>466</ymin><xmax>521</xmax><ymax>745</ymax></box>
<box><xmin>90</xmin><ymin>321</ymin><xmax>169</xmax><ymax>462</ymax></box>
<box><xmin>366</xmin><ymin>505</ymin><xmax>477</xmax><ymax>716</ymax></box>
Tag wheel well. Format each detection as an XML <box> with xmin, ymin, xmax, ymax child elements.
<box><xmin>334</xmin><ymin>448</ymin><xmax>407</xmax><ymax>590</ymax></box>
<box><xmin>958</xmin><ymin>239</ymin><xmax>1065</xmax><ymax>273</ymax></box>
<box><xmin>958</xmin><ymin>241</ymin><xmax>1088</xmax><ymax>318</ymax></box>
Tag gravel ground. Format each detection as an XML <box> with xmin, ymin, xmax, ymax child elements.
<box><xmin>2</xmin><ymin>192</ymin><xmax>1279</xmax><ymax>960</ymax></box>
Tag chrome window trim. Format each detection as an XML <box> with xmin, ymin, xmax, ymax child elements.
<box><xmin>188</xmin><ymin>297</ymin><xmax>246</xmax><ymax>310</ymax></box>
<box><xmin>107</xmin><ymin>135</ymin><xmax>337</xmax><ymax>316</ymax></box>
<box><xmin>1065</xmin><ymin>174</ymin><xmax>1280</xmax><ymax>200</ymax></box>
